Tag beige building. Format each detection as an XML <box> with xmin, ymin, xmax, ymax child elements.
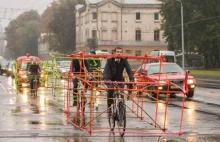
<box><xmin>38</xmin><ymin>34</ymin><xmax>58</xmax><ymax>60</ymax></box>
<box><xmin>76</xmin><ymin>0</ymin><xmax>168</xmax><ymax>56</ymax></box>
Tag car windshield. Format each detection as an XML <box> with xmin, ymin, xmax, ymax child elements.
<box><xmin>149</xmin><ymin>64</ymin><xmax>184</xmax><ymax>75</ymax></box>
<box><xmin>164</xmin><ymin>56</ymin><xmax>175</xmax><ymax>62</ymax></box>
<box><xmin>20</xmin><ymin>63</ymin><xmax>28</xmax><ymax>71</ymax></box>
<box><xmin>59</xmin><ymin>61</ymin><xmax>71</xmax><ymax>68</ymax></box>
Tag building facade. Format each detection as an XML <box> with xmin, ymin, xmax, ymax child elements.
<box><xmin>38</xmin><ymin>34</ymin><xmax>58</xmax><ymax>60</ymax></box>
<box><xmin>76</xmin><ymin>0</ymin><xmax>168</xmax><ymax>56</ymax></box>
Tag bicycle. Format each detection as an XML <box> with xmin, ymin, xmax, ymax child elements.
<box><xmin>108</xmin><ymin>85</ymin><xmax>126</xmax><ymax>137</ymax></box>
<box><xmin>73</xmin><ymin>80</ymin><xmax>87</xmax><ymax>113</ymax></box>
<box><xmin>29</xmin><ymin>74</ymin><xmax>40</xmax><ymax>98</ymax></box>
<box><xmin>87</xmin><ymin>70</ymin><xmax>102</xmax><ymax>110</ymax></box>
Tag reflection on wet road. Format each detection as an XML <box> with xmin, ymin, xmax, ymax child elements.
<box><xmin>0</xmin><ymin>76</ymin><xmax>220</xmax><ymax>141</ymax></box>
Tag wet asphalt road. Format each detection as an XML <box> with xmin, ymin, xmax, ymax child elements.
<box><xmin>0</xmin><ymin>75</ymin><xmax>220</xmax><ymax>141</ymax></box>
<box><xmin>193</xmin><ymin>74</ymin><xmax>220</xmax><ymax>89</ymax></box>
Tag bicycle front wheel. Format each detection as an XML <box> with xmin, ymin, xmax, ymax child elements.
<box><xmin>34</xmin><ymin>80</ymin><xmax>38</xmax><ymax>97</ymax></box>
<box><xmin>108</xmin><ymin>104</ymin><xmax>115</xmax><ymax>131</ymax></box>
<box><xmin>117</xmin><ymin>102</ymin><xmax>126</xmax><ymax>136</ymax></box>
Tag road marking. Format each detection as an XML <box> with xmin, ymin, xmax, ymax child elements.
<box><xmin>0</xmin><ymin>82</ymin><xmax>9</xmax><ymax>93</ymax></box>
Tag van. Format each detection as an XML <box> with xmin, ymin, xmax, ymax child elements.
<box><xmin>95</xmin><ymin>50</ymin><xmax>110</xmax><ymax>55</ymax></box>
<box><xmin>148</xmin><ymin>50</ymin><xmax>176</xmax><ymax>63</ymax></box>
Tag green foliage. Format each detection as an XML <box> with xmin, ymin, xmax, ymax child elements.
<box><xmin>41</xmin><ymin>0</ymin><xmax>77</xmax><ymax>53</ymax></box>
<box><xmin>160</xmin><ymin>0</ymin><xmax>220</xmax><ymax>68</ymax></box>
<box><xmin>5</xmin><ymin>10</ymin><xmax>40</xmax><ymax>59</ymax></box>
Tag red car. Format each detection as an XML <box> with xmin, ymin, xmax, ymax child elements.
<box><xmin>134</xmin><ymin>62</ymin><xmax>196</xmax><ymax>98</ymax></box>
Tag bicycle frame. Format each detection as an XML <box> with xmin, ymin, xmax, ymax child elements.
<box><xmin>109</xmin><ymin>86</ymin><xmax>126</xmax><ymax>136</ymax></box>
<box><xmin>29</xmin><ymin>74</ymin><xmax>40</xmax><ymax>97</ymax></box>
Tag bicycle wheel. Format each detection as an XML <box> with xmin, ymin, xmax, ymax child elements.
<box><xmin>108</xmin><ymin>104</ymin><xmax>115</xmax><ymax>131</ymax></box>
<box><xmin>34</xmin><ymin>79</ymin><xmax>38</xmax><ymax>97</ymax></box>
<box><xmin>80</xmin><ymin>95</ymin><xmax>86</xmax><ymax>113</ymax></box>
<box><xmin>117</xmin><ymin>101</ymin><xmax>126</xmax><ymax>136</ymax></box>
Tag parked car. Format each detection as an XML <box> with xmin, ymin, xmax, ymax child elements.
<box><xmin>57</xmin><ymin>60</ymin><xmax>71</xmax><ymax>79</ymax></box>
<box><xmin>7</xmin><ymin>61</ymin><xmax>15</xmax><ymax>77</ymax></box>
<box><xmin>134</xmin><ymin>62</ymin><xmax>196</xmax><ymax>98</ymax></box>
<box><xmin>0</xmin><ymin>61</ymin><xmax>9</xmax><ymax>75</ymax></box>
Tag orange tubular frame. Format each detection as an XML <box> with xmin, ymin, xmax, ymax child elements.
<box><xmin>63</xmin><ymin>52</ymin><xmax>188</xmax><ymax>136</ymax></box>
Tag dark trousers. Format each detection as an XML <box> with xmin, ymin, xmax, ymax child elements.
<box><xmin>29</xmin><ymin>74</ymin><xmax>39</xmax><ymax>89</ymax></box>
<box><xmin>107</xmin><ymin>83</ymin><xmax>124</xmax><ymax>108</ymax></box>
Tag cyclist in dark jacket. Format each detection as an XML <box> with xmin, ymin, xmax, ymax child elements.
<box><xmin>103</xmin><ymin>47</ymin><xmax>134</xmax><ymax>115</ymax></box>
<box><xmin>28</xmin><ymin>61</ymin><xmax>41</xmax><ymax>91</ymax></box>
<box><xmin>72</xmin><ymin>56</ymin><xmax>89</xmax><ymax>106</ymax></box>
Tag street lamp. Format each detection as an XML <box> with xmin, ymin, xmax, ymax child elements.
<box><xmin>176</xmin><ymin>0</ymin><xmax>185</xmax><ymax>69</ymax></box>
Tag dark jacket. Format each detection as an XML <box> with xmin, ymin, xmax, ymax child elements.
<box><xmin>103</xmin><ymin>57</ymin><xmax>134</xmax><ymax>81</ymax></box>
<box><xmin>72</xmin><ymin>59</ymin><xmax>88</xmax><ymax>73</ymax></box>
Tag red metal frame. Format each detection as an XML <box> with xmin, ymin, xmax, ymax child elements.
<box><xmin>63</xmin><ymin>52</ymin><xmax>188</xmax><ymax>136</ymax></box>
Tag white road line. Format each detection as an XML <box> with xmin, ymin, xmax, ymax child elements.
<box><xmin>0</xmin><ymin>82</ymin><xmax>8</xmax><ymax>93</ymax></box>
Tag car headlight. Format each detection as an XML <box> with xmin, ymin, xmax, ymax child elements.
<box><xmin>21</xmin><ymin>75</ymin><xmax>27</xmax><ymax>78</ymax></box>
<box><xmin>159</xmin><ymin>80</ymin><xmax>167</xmax><ymax>85</ymax></box>
<box><xmin>61</xmin><ymin>69</ymin><xmax>68</xmax><ymax>73</ymax></box>
<box><xmin>187</xmin><ymin>79</ymin><xmax>196</xmax><ymax>84</ymax></box>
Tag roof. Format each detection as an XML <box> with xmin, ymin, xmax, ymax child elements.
<box><xmin>16</xmin><ymin>56</ymin><xmax>40</xmax><ymax>62</ymax></box>
<box><xmin>86</xmin><ymin>0</ymin><xmax>161</xmax><ymax>5</ymax></box>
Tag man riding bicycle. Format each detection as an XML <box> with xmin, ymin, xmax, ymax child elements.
<box><xmin>103</xmin><ymin>47</ymin><xmax>134</xmax><ymax>116</ymax></box>
<box><xmin>72</xmin><ymin>52</ymin><xmax>89</xmax><ymax>106</ymax></box>
<box><xmin>27</xmin><ymin>61</ymin><xmax>41</xmax><ymax>92</ymax></box>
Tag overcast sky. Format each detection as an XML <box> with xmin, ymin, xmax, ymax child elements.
<box><xmin>0</xmin><ymin>0</ymin><xmax>54</xmax><ymax>29</ymax></box>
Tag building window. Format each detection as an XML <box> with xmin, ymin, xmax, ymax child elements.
<box><xmin>92</xmin><ymin>30</ymin><xmax>97</xmax><ymax>38</ymax></box>
<box><xmin>135</xmin><ymin>50</ymin><xmax>141</xmax><ymax>56</ymax></box>
<box><xmin>92</xmin><ymin>12</ymin><xmax>97</xmax><ymax>20</ymax></box>
<box><xmin>154</xmin><ymin>13</ymin><xmax>159</xmax><ymax>21</ymax></box>
<box><xmin>125</xmin><ymin>50</ymin><xmax>132</xmax><ymax>54</ymax></box>
<box><xmin>101</xmin><ymin>30</ymin><xmax>107</xmax><ymax>40</ymax></box>
<box><xmin>154</xmin><ymin>30</ymin><xmax>160</xmax><ymax>41</ymax></box>
<box><xmin>112</xmin><ymin>30</ymin><xmax>117</xmax><ymax>40</ymax></box>
<box><xmin>111</xmin><ymin>12</ymin><xmax>117</xmax><ymax>22</ymax></box>
<box><xmin>101</xmin><ymin>12</ymin><xmax>108</xmax><ymax>22</ymax></box>
<box><xmin>136</xmin><ymin>12</ymin><xmax>141</xmax><ymax>20</ymax></box>
<box><xmin>136</xmin><ymin>30</ymin><xmax>141</xmax><ymax>41</ymax></box>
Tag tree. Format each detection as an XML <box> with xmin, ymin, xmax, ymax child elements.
<box><xmin>5</xmin><ymin>10</ymin><xmax>40</xmax><ymax>59</ymax></box>
<box><xmin>160</xmin><ymin>0</ymin><xmax>220</xmax><ymax>68</ymax></box>
<box><xmin>43</xmin><ymin>0</ymin><xmax>77</xmax><ymax>53</ymax></box>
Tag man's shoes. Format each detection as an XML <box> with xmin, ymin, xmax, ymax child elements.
<box><xmin>73</xmin><ymin>101</ymin><xmax>77</xmax><ymax>106</ymax></box>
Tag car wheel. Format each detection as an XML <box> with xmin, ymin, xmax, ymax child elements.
<box><xmin>187</xmin><ymin>90</ymin><xmax>194</xmax><ymax>98</ymax></box>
